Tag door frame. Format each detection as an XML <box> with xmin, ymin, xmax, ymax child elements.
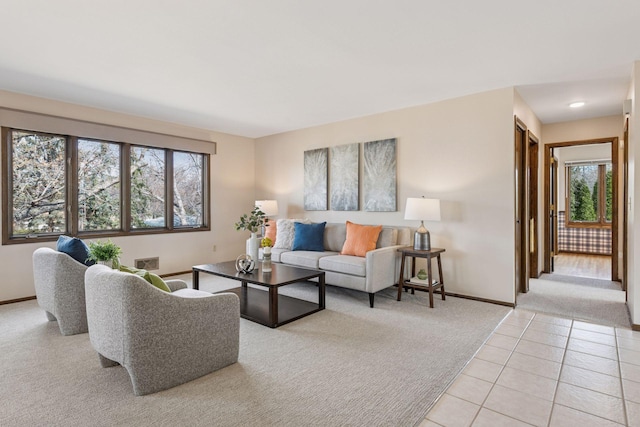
<box><xmin>543</xmin><ymin>137</ymin><xmax>620</xmax><ymax>281</ymax></box>
<box><xmin>623</xmin><ymin>118</ymin><xmax>629</xmax><ymax>290</ymax></box>
<box><xmin>515</xmin><ymin>117</ymin><xmax>529</xmax><ymax>295</ymax></box>
<box><xmin>548</xmin><ymin>154</ymin><xmax>559</xmax><ymax>272</ymax></box>
<box><xmin>528</xmin><ymin>132</ymin><xmax>539</xmax><ymax>278</ymax></box>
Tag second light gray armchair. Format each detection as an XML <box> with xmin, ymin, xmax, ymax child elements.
<box><xmin>85</xmin><ymin>264</ymin><xmax>240</xmax><ymax>396</ymax></box>
<box><xmin>33</xmin><ymin>247</ymin><xmax>89</xmax><ymax>335</ymax></box>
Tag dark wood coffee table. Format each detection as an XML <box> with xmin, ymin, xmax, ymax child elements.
<box><xmin>192</xmin><ymin>261</ymin><xmax>325</xmax><ymax>328</ymax></box>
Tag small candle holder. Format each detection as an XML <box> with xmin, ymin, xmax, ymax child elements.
<box><xmin>262</xmin><ymin>246</ymin><xmax>272</xmax><ymax>272</ymax></box>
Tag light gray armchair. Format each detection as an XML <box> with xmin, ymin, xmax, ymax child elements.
<box><xmin>84</xmin><ymin>264</ymin><xmax>240</xmax><ymax>396</ymax></box>
<box><xmin>33</xmin><ymin>247</ymin><xmax>89</xmax><ymax>335</ymax></box>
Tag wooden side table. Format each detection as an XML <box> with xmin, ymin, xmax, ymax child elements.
<box><xmin>397</xmin><ymin>247</ymin><xmax>446</xmax><ymax>308</ymax></box>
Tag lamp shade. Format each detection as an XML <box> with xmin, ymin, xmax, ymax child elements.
<box><xmin>255</xmin><ymin>200</ymin><xmax>279</xmax><ymax>217</ymax></box>
<box><xmin>404</xmin><ymin>198</ymin><xmax>441</xmax><ymax>221</ymax></box>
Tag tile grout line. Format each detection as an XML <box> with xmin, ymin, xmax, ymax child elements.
<box><xmin>615</xmin><ymin>327</ymin><xmax>630</xmax><ymax>427</ymax></box>
<box><xmin>498</xmin><ymin>313</ymin><xmax>626</xmax><ymax>426</ymax></box>
<box><xmin>426</xmin><ymin>310</ymin><xmax>637</xmax><ymax>426</ymax></box>
<box><xmin>551</xmin><ymin>321</ymin><xmax>629</xmax><ymax>426</ymax></box>
<box><xmin>424</xmin><ymin>309</ymin><xmax>532</xmax><ymax>426</ymax></box>
<box><xmin>422</xmin><ymin>308</ymin><xmax>518</xmax><ymax>426</ymax></box>
<box><xmin>466</xmin><ymin>310</ymin><xmax>535</xmax><ymax>426</ymax></box>
<box><xmin>545</xmin><ymin>317</ymin><xmax>572</xmax><ymax>426</ymax></box>
<box><xmin>430</xmin><ymin>308</ymin><xmax>638</xmax><ymax>426</ymax></box>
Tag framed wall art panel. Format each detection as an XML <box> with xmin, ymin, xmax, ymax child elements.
<box><xmin>363</xmin><ymin>138</ymin><xmax>397</xmax><ymax>212</ymax></box>
<box><xmin>303</xmin><ymin>147</ymin><xmax>328</xmax><ymax>210</ymax></box>
<box><xmin>330</xmin><ymin>143</ymin><xmax>359</xmax><ymax>211</ymax></box>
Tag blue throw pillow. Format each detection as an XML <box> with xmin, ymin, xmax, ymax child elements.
<box><xmin>56</xmin><ymin>235</ymin><xmax>95</xmax><ymax>266</ymax></box>
<box><xmin>292</xmin><ymin>222</ymin><xmax>326</xmax><ymax>251</ymax></box>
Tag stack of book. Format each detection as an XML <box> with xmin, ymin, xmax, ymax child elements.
<box><xmin>407</xmin><ymin>276</ymin><xmax>439</xmax><ymax>286</ymax></box>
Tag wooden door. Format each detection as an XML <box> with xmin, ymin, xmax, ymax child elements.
<box><xmin>611</xmin><ymin>140</ymin><xmax>620</xmax><ymax>282</ymax></box>
<box><xmin>528</xmin><ymin>132</ymin><xmax>539</xmax><ymax>278</ymax></box>
<box><xmin>549</xmin><ymin>155</ymin><xmax>558</xmax><ymax>272</ymax></box>
<box><xmin>515</xmin><ymin>118</ymin><xmax>529</xmax><ymax>294</ymax></box>
<box><xmin>543</xmin><ymin>147</ymin><xmax>558</xmax><ymax>273</ymax></box>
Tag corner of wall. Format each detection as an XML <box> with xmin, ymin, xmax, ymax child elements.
<box><xmin>627</xmin><ymin>61</ymin><xmax>639</xmax><ymax>325</ymax></box>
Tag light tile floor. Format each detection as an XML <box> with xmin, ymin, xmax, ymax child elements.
<box><xmin>421</xmin><ymin>310</ymin><xmax>640</xmax><ymax>427</ymax></box>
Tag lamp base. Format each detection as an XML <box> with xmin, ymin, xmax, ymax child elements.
<box><xmin>413</xmin><ymin>230</ymin><xmax>431</xmax><ymax>251</ymax></box>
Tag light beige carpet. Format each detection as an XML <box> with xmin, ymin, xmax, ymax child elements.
<box><xmin>0</xmin><ymin>276</ymin><xmax>510</xmax><ymax>426</ymax></box>
<box><xmin>517</xmin><ymin>273</ymin><xmax>630</xmax><ymax>328</ymax></box>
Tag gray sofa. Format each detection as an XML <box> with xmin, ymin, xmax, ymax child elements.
<box><xmin>85</xmin><ymin>264</ymin><xmax>240</xmax><ymax>395</ymax></box>
<box><xmin>267</xmin><ymin>223</ymin><xmax>411</xmax><ymax>307</ymax></box>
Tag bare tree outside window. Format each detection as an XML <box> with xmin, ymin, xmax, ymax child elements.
<box><xmin>78</xmin><ymin>139</ymin><xmax>121</xmax><ymax>231</ymax></box>
<box><xmin>11</xmin><ymin>131</ymin><xmax>66</xmax><ymax>235</ymax></box>
<box><xmin>131</xmin><ymin>146</ymin><xmax>166</xmax><ymax>228</ymax></box>
<box><xmin>3</xmin><ymin>127</ymin><xmax>210</xmax><ymax>243</ymax></box>
<box><xmin>173</xmin><ymin>151</ymin><xmax>203</xmax><ymax>227</ymax></box>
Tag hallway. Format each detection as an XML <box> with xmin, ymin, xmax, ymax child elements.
<box><xmin>517</xmin><ymin>252</ymin><xmax>627</xmax><ymax>328</ymax></box>
<box><xmin>552</xmin><ymin>253</ymin><xmax>612</xmax><ymax>281</ymax></box>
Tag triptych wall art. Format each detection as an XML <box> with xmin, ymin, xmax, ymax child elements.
<box><xmin>303</xmin><ymin>148</ymin><xmax>328</xmax><ymax>211</ymax></box>
<box><xmin>303</xmin><ymin>138</ymin><xmax>396</xmax><ymax>212</ymax></box>
<box><xmin>330</xmin><ymin>143</ymin><xmax>359</xmax><ymax>211</ymax></box>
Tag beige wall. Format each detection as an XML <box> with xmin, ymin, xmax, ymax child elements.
<box><xmin>544</xmin><ymin>115</ymin><xmax>624</xmax><ymax>144</ymax></box>
<box><xmin>628</xmin><ymin>62</ymin><xmax>639</xmax><ymax>324</ymax></box>
<box><xmin>0</xmin><ymin>91</ymin><xmax>256</xmax><ymax>301</ymax></box>
<box><xmin>256</xmin><ymin>88</ymin><xmax>517</xmax><ymax>304</ymax></box>
<box><xmin>514</xmin><ymin>90</ymin><xmax>542</xmax><ymax>139</ymax></box>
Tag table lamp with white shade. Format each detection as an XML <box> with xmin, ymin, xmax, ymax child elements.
<box><xmin>255</xmin><ymin>200</ymin><xmax>279</xmax><ymax>236</ymax></box>
<box><xmin>255</xmin><ymin>200</ymin><xmax>279</xmax><ymax>217</ymax></box>
<box><xmin>404</xmin><ymin>197</ymin><xmax>441</xmax><ymax>251</ymax></box>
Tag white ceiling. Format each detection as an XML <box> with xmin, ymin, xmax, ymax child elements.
<box><xmin>1</xmin><ymin>1</ymin><xmax>639</xmax><ymax>138</ymax></box>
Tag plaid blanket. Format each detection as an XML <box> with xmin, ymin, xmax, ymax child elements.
<box><xmin>557</xmin><ymin>211</ymin><xmax>611</xmax><ymax>255</ymax></box>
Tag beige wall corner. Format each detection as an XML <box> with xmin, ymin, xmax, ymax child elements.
<box><xmin>628</xmin><ymin>61</ymin><xmax>640</xmax><ymax>325</ymax></box>
<box><xmin>256</xmin><ymin>88</ymin><xmax>517</xmax><ymax>304</ymax></box>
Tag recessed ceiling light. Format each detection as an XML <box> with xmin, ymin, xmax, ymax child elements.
<box><xmin>569</xmin><ymin>102</ymin><xmax>585</xmax><ymax>108</ymax></box>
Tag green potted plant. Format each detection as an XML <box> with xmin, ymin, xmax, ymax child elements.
<box><xmin>235</xmin><ymin>207</ymin><xmax>267</xmax><ymax>262</ymax></box>
<box><xmin>234</xmin><ymin>206</ymin><xmax>267</xmax><ymax>234</ymax></box>
<box><xmin>87</xmin><ymin>239</ymin><xmax>122</xmax><ymax>269</ymax></box>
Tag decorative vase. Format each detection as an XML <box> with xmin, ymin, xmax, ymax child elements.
<box><xmin>246</xmin><ymin>232</ymin><xmax>260</xmax><ymax>263</ymax></box>
<box><xmin>417</xmin><ymin>269</ymin><xmax>427</xmax><ymax>280</ymax></box>
<box><xmin>97</xmin><ymin>259</ymin><xmax>113</xmax><ymax>269</ymax></box>
<box><xmin>263</xmin><ymin>246</ymin><xmax>272</xmax><ymax>272</ymax></box>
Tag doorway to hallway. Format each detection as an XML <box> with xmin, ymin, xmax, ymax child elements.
<box><xmin>519</xmin><ymin>135</ymin><xmax>628</xmax><ymax>325</ymax></box>
<box><xmin>543</xmin><ymin>137</ymin><xmax>620</xmax><ymax>283</ymax></box>
<box><xmin>552</xmin><ymin>253</ymin><xmax>611</xmax><ymax>281</ymax></box>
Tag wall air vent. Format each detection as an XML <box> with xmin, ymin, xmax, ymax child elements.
<box><xmin>134</xmin><ymin>257</ymin><xmax>160</xmax><ymax>271</ymax></box>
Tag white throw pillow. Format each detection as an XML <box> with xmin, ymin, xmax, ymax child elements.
<box><xmin>274</xmin><ymin>218</ymin><xmax>310</xmax><ymax>250</ymax></box>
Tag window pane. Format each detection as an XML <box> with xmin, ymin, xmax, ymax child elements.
<box><xmin>131</xmin><ymin>147</ymin><xmax>166</xmax><ymax>228</ymax></box>
<box><xmin>78</xmin><ymin>139</ymin><xmax>121</xmax><ymax>231</ymax></box>
<box><xmin>173</xmin><ymin>152</ymin><xmax>204</xmax><ymax>227</ymax></box>
<box><xmin>569</xmin><ymin>165</ymin><xmax>598</xmax><ymax>222</ymax></box>
<box><xmin>11</xmin><ymin>131</ymin><xmax>66</xmax><ymax>235</ymax></box>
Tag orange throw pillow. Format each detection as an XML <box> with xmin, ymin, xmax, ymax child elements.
<box><xmin>263</xmin><ymin>219</ymin><xmax>277</xmax><ymax>246</ymax></box>
<box><xmin>341</xmin><ymin>221</ymin><xmax>383</xmax><ymax>257</ymax></box>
